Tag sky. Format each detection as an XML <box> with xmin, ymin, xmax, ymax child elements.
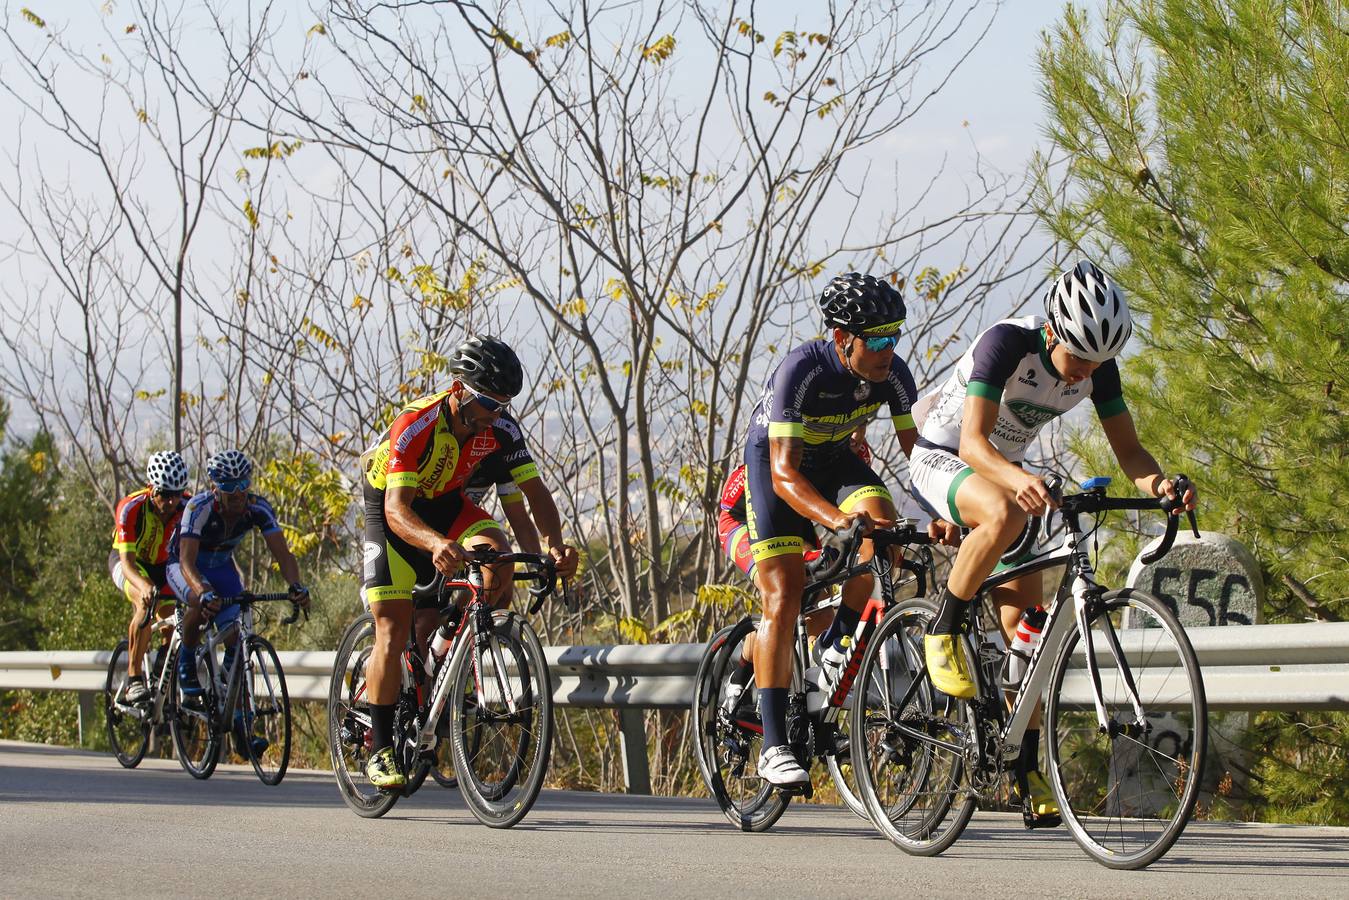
<box><xmin>0</xmin><ymin>0</ymin><xmax>1087</xmax><ymax>438</ymax></box>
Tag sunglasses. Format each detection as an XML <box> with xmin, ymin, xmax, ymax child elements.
<box><xmin>465</xmin><ymin>390</ymin><xmax>508</xmax><ymax>414</ymax></box>
<box><xmin>155</xmin><ymin>489</ymin><xmax>184</xmax><ymax>501</ymax></box>
<box><xmin>859</xmin><ymin>334</ymin><xmax>899</xmax><ymax>352</ymax></box>
<box><xmin>214</xmin><ymin>478</ymin><xmax>250</xmax><ymax>494</ymax></box>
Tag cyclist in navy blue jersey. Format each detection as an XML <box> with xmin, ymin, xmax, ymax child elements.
<box><xmin>742</xmin><ymin>272</ymin><xmax>957</xmax><ymax>788</ymax></box>
<box><xmin>168</xmin><ymin>450</ymin><xmax>309</xmax><ymax>730</ymax></box>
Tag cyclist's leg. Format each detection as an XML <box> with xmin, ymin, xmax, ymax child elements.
<box><xmin>817</xmin><ymin>456</ymin><xmax>896</xmax><ymax>656</ymax></box>
<box><xmin>743</xmin><ymin>445</ymin><xmax>811</xmax><ymax>786</ymax></box>
<box><xmin>113</xmin><ymin>553</ymin><xmax>150</xmax><ymax>679</ymax></box>
<box><xmin>445</xmin><ymin>501</ymin><xmax>513</xmax><ymax>610</ymax></box>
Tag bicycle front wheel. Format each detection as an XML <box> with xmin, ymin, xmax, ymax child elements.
<box><xmin>169</xmin><ymin>645</ymin><xmax>221</xmax><ymax>779</ymax></box>
<box><xmin>328</xmin><ymin>613</ymin><xmax>399</xmax><ymax>818</ymax></box>
<box><xmin>1046</xmin><ymin>587</ymin><xmax>1207</xmax><ymax>870</ymax></box>
<box><xmin>104</xmin><ymin>640</ymin><xmax>151</xmax><ymax>768</ymax></box>
<box><xmin>447</xmin><ymin>610</ymin><xmax>553</xmax><ymax>828</ymax></box>
<box><xmin>851</xmin><ymin>598</ymin><xmax>976</xmax><ymax>856</ymax></box>
<box><xmin>242</xmin><ymin>635</ymin><xmax>291</xmax><ymax>786</ymax></box>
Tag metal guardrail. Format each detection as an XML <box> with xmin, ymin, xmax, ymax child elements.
<box><xmin>3</xmin><ymin>622</ymin><xmax>1347</xmax><ymax>792</ymax></box>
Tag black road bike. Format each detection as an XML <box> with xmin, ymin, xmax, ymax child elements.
<box><xmin>692</xmin><ymin>522</ymin><xmax>935</xmax><ymax>831</ymax></box>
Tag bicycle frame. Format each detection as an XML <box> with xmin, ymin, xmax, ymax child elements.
<box><xmin>113</xmin><ymin>612</ymin><xmax>181</xmax><ymax>727</ymax></box>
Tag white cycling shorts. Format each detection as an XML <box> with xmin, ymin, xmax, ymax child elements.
<box><xmin>909</xmin><ymin>445</ymin><xmax>975</xmax><ymax>527</ymax></box>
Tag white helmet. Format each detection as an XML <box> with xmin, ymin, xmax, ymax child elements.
<box><xmin>1044</xmin><ymin>260</ymin><xmax>1133</xmax><ymax>363</ymax></box>
<box><xmin>206</xmin><ymin>449</ymin><xmax>253</xmax><ymax>484</ymax></box>
<box><xmin>145</xmin><ymin>451</ymin><xmax>189</xmax><ymax>492</ymax></box>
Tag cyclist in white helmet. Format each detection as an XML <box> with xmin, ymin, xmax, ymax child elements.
<box><xmin>908</xmin><ymin>260</ymin><xmax>1198</xmax><ymax>823</ymax></box>
<box><xmin>110</xmin><ymin>451</ymin><xmax>192</xmax><ymax>704</ymax></box>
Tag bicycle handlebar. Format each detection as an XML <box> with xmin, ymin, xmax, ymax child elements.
<box><xmin>999</xmin><ymin>473</ymin><xmax>1062</xmax><ymax>564</ymax></box>
<box><xmin>806</xmin><ymin>520</ymin><xmax>934</xmax><ymax>595</ymax></box>
<box><xmin>411</xmin><ymin>548</ymin><xmax>564</xmax><ymax>614</ymax></box>
<box><xmin>1139</xmin><ymin>474</ymin><xmax>1199</xmax><ymax>565</ymax></box>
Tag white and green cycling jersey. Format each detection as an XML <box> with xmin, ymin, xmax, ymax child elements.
<box><xmin>911</xmin><ymin>315</ymin><xmax>1127</xmax><ymax>525</ymax></box>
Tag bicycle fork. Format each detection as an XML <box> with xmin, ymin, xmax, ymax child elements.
<box><xmin>1070</xmin><ymin>576</ymin><xmax>1148</xmax><ymax>733</ymax></box>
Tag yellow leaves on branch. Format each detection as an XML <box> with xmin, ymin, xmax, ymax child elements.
<box><xmin>243</xmin><ymin>140</ymin><xmax>303</xmax><ymax>160</ymax></box>
<box><xmin>911</xmin><ymin>264</ymin><xmax>968</xmax><ymax>303</ymax></box>
<box><xmin>136</xmin><ymin>108</ymin><xmax>148</xmax><ymax>124</ymax></box>
<box><xmin>813</xmin><ymin>95</ymin><xmax>843</xmax><ymax>119</ymax></box>
<box><xmin>604</xmin><ymin>278</ymin><xmax>629</xmax><ymax>302</ymax></box>
<box><xmin>559</xmin><ymin>297</ymin><xmax>588</xmax><ymax>317</ymax></box>
<box><xmin>28</xmin><ymin>450</ymin><xmax>48</xmax><ymax>475</ymax></box>
<box><xmin>256</xmin><ymin>453</ymin><xmax>351</xmax><ymax>559</ymax></box>
<box><xmin>306</xmin><ymin>23</ymin><xmax>326</xmax><ymax>39</ymax></box>
<box><xmin>301</xmin><ymin>317</ymin><xmax>341</xmax><ymax>351</ymax></box>
<box><xmin>544</xmin><ymin>30</ymin><xmax>571</xmax><ymax>49</ymax></box>
<box><xmin>134</xmin><ymin>388</ymin><xmax>167</xmax><ymax>401</ymax></box>
<box><xmin>642</xmin><ymin>34</ymin><xmax>676</xmax><ymax>64</ymax></box>
<box><xmin>20</xmin><ymin>8</ymin><xmax>45</xmax><ymax>28</ymax></box>
<box><xmin>733</xmin><ymin>19</ymin><xmax>764</xmax><ymax>44</ymax></box>
<box><xmin>242</xmin><ymin>199</ymin><xmax>259</xmax><ymax>230</ymax></box>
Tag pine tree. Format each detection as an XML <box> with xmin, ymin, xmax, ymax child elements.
<box><xmin>1036</xmin><ymin>0</ymin><xmax>1348</xmax><ymax>622</ymax></box>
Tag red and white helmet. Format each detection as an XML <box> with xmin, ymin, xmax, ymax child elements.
<box><xmin>1044</xmin><ymin>260</ymin><xmax>1133</xmax><ymax>363</ymax></box>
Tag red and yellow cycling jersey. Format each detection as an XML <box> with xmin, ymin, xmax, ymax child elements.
<box><xmin>112</xmin><ymin>487</ymin><xmax>189</xmax><ymax>566</ymax></box>
<box><xmin>363</xmin><ymin>391</ymin><xmax>537</xmax><ymax>501</ymax></box>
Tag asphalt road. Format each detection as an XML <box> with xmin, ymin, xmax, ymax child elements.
<box><xmin>1</xmin><ymin>740</ymin><xmax>1346</xmax><ymax>899</ymax></box>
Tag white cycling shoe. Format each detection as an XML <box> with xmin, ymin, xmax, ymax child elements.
<box><xmin>757</xmin><ymin>745</ymin><xmax>810</xmax><ymax>789</ymax></box>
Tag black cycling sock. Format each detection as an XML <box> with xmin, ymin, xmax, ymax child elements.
<box><xmin>729</xmin><ymin>655</ymin><xmax>755</xmax><ymax>688</ymax></box>
<box><xmin>758</xmin><ymin>687</ymin><xmax>788</xmax><ymax>749</ymax></box>
<box><xmin>819</xmin><ymin>603</ymin><xmax>862</xmax><ymax>653</ymax></box>
<box><xmin>929</xmin><ymin>586</ymin><xmax>973</xmax><ymax>636</ymax></box>
<box><xmin>1017</xmin><ymin>729</ymin><xmax>1041</xmax><ymax>777</ymax></box>
<box><xmin>370</xmin><ymin>703</ymin><xmax>395</xmax><ymax>753</ymax></box>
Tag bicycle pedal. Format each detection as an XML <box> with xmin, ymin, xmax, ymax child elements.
<box><xmin>774</xmin><ymin>781</ymin><xmax>813</xmax><ymax>799</ymax></box>
<box><xmin>1021</xmin><ymin>802</ymin><xmax>1062</xmax><ymax>831</ymax></box>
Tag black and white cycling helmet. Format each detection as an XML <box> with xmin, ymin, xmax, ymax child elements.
<box><xmin>206</xmin><ymin>449</ymin><xmax>253</xmax><ymax>484</ymax></box>
<box><xmin>818</xmin><ymin>272</ymin><xmax>907</xmax><ymax>335</ymax></box>
<box><xmin>449</xmin><ymin>336</ymin><xmax>524</xmax><ymax>397</ymax></box>
<box><xmin>145</xmin><ymin>451</ymin><xmax>189</xmax><ymax>492</ymax></box>
<box><xmin>1044</xmin><ymin>260</ymin><xmax>1133</xmax><ymax>363</ymax></box>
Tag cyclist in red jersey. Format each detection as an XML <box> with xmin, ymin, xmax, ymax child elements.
<box><xmin>359</xmin><ymin>337</ymin><xmax>579</xmax><ymax>790</ymax></box>
<box><xmin>110</xmin><ymin>451</ymin><xmax>191</xmax><ymax>704</ymax></box>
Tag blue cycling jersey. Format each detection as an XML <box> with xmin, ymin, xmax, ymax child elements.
<box><xmin>169</xmin><ymin>491</ymin><xmax>281</xmax><ymax>569</ymax></box>
<box><xmin>745</xmin><ymin>338</ymin><xmax>918</xmax><ymax>467</ymax></box>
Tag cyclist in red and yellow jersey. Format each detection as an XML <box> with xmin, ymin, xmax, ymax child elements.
<box><xmin>109</xmin><ymin>451</ymin><xmax>190</xmax><ymax>704</ymax></box>
<box><xmin>359</xmin><ymin>337</ymin><xmax>579</xmax><ymax>789</ymax></box>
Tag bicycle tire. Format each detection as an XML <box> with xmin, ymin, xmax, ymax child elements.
<box><xmin>429</xmin><ymin>737</ymin><xmax>458</xmax><ymax>789</ymax></box>
<box><xmin>242</xmin><ymin>635</ymin><xmax>291</xmax><ymax>786</ymax></box>
<box><xmin>448</xmin><ymin>610</ymin><xmax>553</xmax><ymax>828</ymax></box>
<box><xmin>328</xmin><ymin>613</ymin><xmax>400</xmax><ymax>818</ymax></box>
<box><xmin>851</xmin><ymin>598</ymin><xmax>976</xmax><ymax>856</ymax></box>
<box><xmin>1045</xmin><ymin>587</ymin><xmax>1207</xmax><ymax>870</ymax></box>
<box><xmin>691</xmin><ymin>617</ymin><xmax>790</xmax><ymax>832</ymax></box>
<box><xmin>823</xmin><ymin>689</ymin><xmax>870</xmax><ymax>821</ymax></box>
<box><xmin>169</xmin><ymin>643</ymin><xmax>221</xmax><ymax>780</ymax></box>
<box><xmin>104</xmin><ymin>639</ymin><xmax>150</xmax><ymax>768</ymax></box>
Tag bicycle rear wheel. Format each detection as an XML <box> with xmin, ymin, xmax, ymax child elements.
<box><xmin>328</xmin><ymin>613</ymin><xmax>400</xmax><ymax>818</ymax></box>
<box><xmin>691</xmin><ymin>617</ymin><xmax>789</xmax><ymax>832</ymax></box>
<box><xmin>105</xmin><ymin>639</ymin><xmax>150</xmax><ymax>768</ymax></box>
<box><xmin>169</xmin><ymin>645</ymin><xmax>221</xmax><ymax>780</ymax></box>
<box><xmin>1046</xmin><ymin>587</ymin><xmax>1207</xmax><ymax>870</ymax></box>
<box><xmin>447</xmin><ymin>610</ymin><xmax>553</xmax><ymax>828</ymax></box>
<box><xmin>242</xmin><ymin>635</ymin><xmax>291</xmax><ymax>786</ymax></box>
<box><xmin>851</xmin><ymin>598</ymin><xmax>976</xmax><ymax>856</ymax></box>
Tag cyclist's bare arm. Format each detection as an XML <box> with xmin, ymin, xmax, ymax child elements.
<box><xmin>385</xmin><ymin>485</ymin><xmax>468</xmax><ymax>575</ymax></box>
<box><xmin>501</xmin><ymin>495</ymin><xmax>543</xmax><ymax>555</ymax></box>
<box><xmin>261</xmin><ymin>530</ymin><xmax>307</xmax><ymax>605</ymax></box>
<box><xmin>118</xmin><ymin>549</ymin><xmax>157</xmax><ymax>604</ymax></box>
<box><xmin>517</xmin><ymin>477</ymin><xmax>578</xmax><ymax>577</ymax></box>
<box><xmin>769</xmin><ymin>436</ymin><xmax>875</xmax><ymax>532</ymax></box>
<box><xmin>1100</xmin><ymin>410</ymin><xmax>1198</xmax><ymax>511</ymax></box>
<box><xmin>176</xmin><ymin>537</ymin><xmax>213</xmax><ymax>601</ymax></box>
<box><xmin>959</xmin><ymin>395</ymin><xmax>1055</xmax><ymax>514</ymax></box>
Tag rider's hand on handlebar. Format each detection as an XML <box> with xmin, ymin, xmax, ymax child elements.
<box><xmin>432</xmin><ymin>538</ymin><xmax>470</xmax><ymax>576</ymax></box>
<box><xmin>198</xmin><ymin>590</ymin><xmax>221</xmax><ymax>615</ymax></box>
<box><xmin>136</xmin><ymin>583</ymin><xmax>158</xmax><ymax>614</ymax></box>
<box><xmin>928</xmin><ymin>518</ymin><xmax>961</xmax><ymax>546</ymax></box>
<box><xmin>1156</xmin><ymin>477</ymin><xmax>1198</xmax><ymax>514</ymax></box>
<box><xmin>549</xmin><ymin>544</ymin><xmax>580</xmax><ymax>579</ymax></box>
<box><xmin>1013</xmin><ymin>471</ymin><xmax>1058</xmax><ymax>516</ymax></box>
<box><xmin>288</xmin><ymin>581</ymin><xmax>311</xmax><ymax>609</ymax></box>
<box><xmin>831</xmin><ymin>509</ymin><xmax>880</xmax><ymax>536</ymax></box>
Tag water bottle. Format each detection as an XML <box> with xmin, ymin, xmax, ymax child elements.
<box><xmin>423</xmin><ymin>625</ymin><xmax>453</xmax><ymax>678</ymax></box>
<box><xmin>1001</xmin><ymin>605</ymin><xmax>1047</xmax><ymax>689</ymax></box>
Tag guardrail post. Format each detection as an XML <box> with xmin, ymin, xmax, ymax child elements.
<box><xmin>77</xmin><ymin>690</ymin><xmax>97</xmax><ymax>747</ymax></box>
<box><xmin>618</xmin><ymin>708</ymin><xmax>651</xmax><ymax>795</ymax></box>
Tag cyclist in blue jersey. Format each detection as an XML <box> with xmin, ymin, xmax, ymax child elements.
<box><xmin>743</xmin><ymin>272</ymin><xmax>957</xmax><ymax>788</ymax></box>
<box><xmin>912</xmin><ymin>260</ymin><xmax>1197</xmax><ymax>822</ymax></box>
<box><xmin>168</xmin><ymin>449</ymin><xmax>309</xmax><ymax>754</ymax></box>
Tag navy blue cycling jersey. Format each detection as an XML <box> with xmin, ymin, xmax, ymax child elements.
<box><xmin>745</xmin><ymin>339</ymin><xmax>917</xmax><ymax>467</ymax></box>
<box><xmin>169</xmin><ymin>490</ymin><xmax>281</xmax><ymax>569</ymax></box>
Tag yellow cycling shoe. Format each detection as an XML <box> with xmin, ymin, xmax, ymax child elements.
<box><xmin>365</xmin><ymin>746</ymin><xmax>406</xmax><ymax>790</ymax></box>
<box><xmin>1024</xmin><ymin>771</ymin><xmax>1060</xmax><ymax>816</ymax></box>
<box><xmin>923</xmin><ymin>633</ymin><xmax>976</xmax><ymax>699</ymax></box>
